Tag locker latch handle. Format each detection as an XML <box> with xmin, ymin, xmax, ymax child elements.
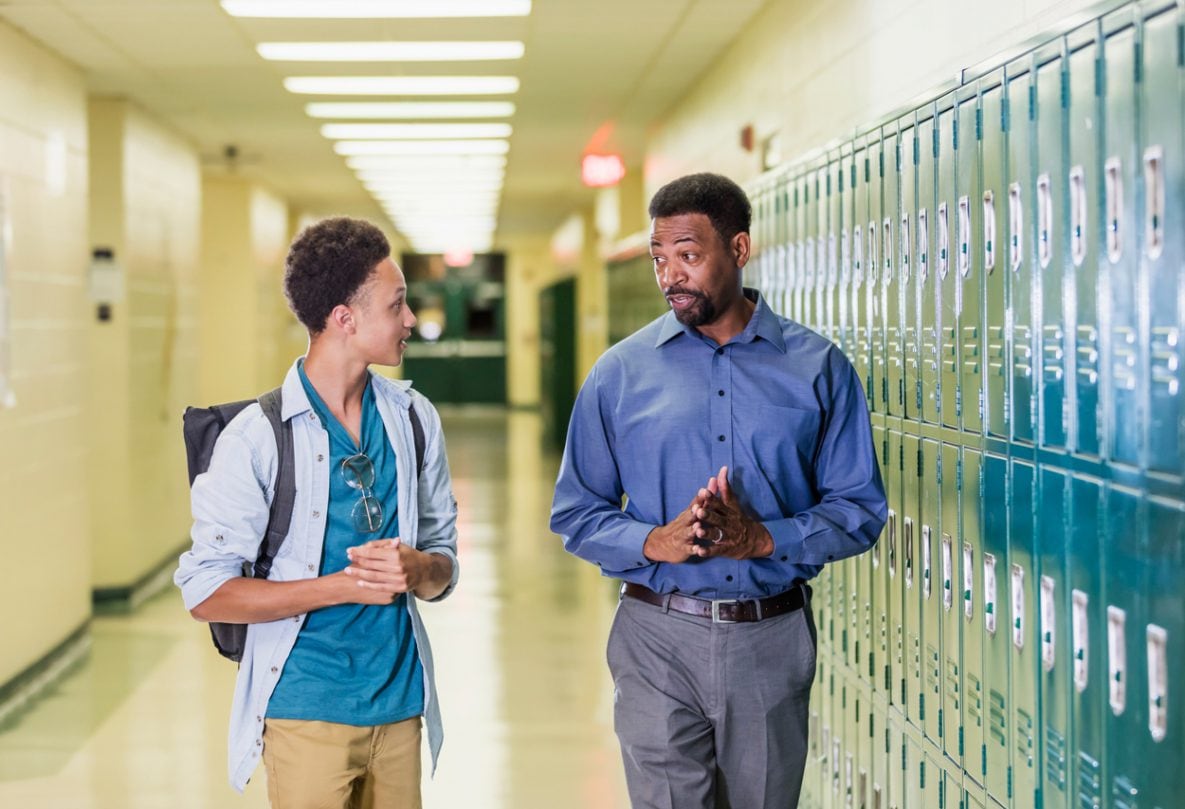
<box><xmin>1011</xmin><ymin>564</ymin><xmax>1025</xmax><ymax>650</ymax></box>
<box><xmin>983</xmin><ymin>553</ymin><xmax>997</xmax><ymax>634</ymax></box>
<box><xmin>918</xmin><ymin>209</ymin><xmax>929</xmax><ymax>282</ymax></box>
<box><xmin>882</xmin><ymin>218</ymin><xmax>893</xmax><ymax>285</ymax></box>
<box><xmin>957</xmin><ymin>196</ymin><xmax>971</xmax><ymax>278</ymax></box>
<box><xmin>922</xmin><ymin>525</ymin><xmax>933</xmax><ymax>600</ymax></box>
<box><xmin>1069</xmin><ymin>165</ymin><xmax>1086</xmax><ymax>267</ymax></box>
<box><xmin>1108</xmin><ymin>605</ymin><xmax>1126</xmax><ymax>716</ymax></box>
<box><xmin>1040</xmin><ymin>575</ymin><xmax>1056</xmax><ymax>672</ymax></box>
<box><xmin>963</xmin><ymin>541</ymin><xmax>974</xmax><ymax>620</ymax></box>
<box><xmin>937</xmin><ymin>203</ymin><xmax>950</xmax><ymax>280</ymax></box>
<box><xmin>1144</xmin><ymin>146</ymin><xmax>1164</xmax><ymax>260</ymax></box>
<box><xmin>1008</xmin><ymin>182</ymin><xmax>1023</xmax><ymax>272</ymax></box>
<box><xmin>1148</xmin><ymin>624</ymin><xmax>1168</xmax><ymax>742</ymax></box>
<box><xmin>900</xmin><ymin>214</ymin><xmax>912</xmax><ymax>283</ymax></box>
<box><xmin>1072</xmin><ymin>589</ymin><xmax>1089</xmax><ymax>693</ymax></box>
<box><xmin>867</xmin><ymin>220</ymin><xmax>879</xmax><ymax>285</ymax></box>
<box><xmin>1037</xmin><ymin>173</ymin><xmax>1052</xmax><ymax>269</ymax></box>
<box><xmin>904</xmin><ymin>517</ymin><xmax>914</xmax><ymax>590</ymax></box>
<box><xmin>942</xmin><ymin>533</ymin><xmax>953</xmax><ymax>612</ymax></box>
<box><xmin>982</xmin><ymin>190</ymin><xmax>996</xmax><ymax>273</ymax></box>
<box><xmin>1104</xmin><ymin>157</ymin><xmax>1123</xmax><ymax>264</ymax></box>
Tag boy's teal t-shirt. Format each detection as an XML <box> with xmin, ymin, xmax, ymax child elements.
<box><xmin>266</xmin><ymin>363</ymin><xmax>424</xmax><ymax>726</ymax></box>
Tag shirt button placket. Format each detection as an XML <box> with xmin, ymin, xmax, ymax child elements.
<box><xmin>712</xmin><ymin>346</ymin><xmax>731</xmax><ymax>469</ymax></box>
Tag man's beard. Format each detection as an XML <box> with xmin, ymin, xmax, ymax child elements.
<box><xmin>666</xmin><ymin>287</ymin><xmax>719</xmax><ymax>327</ymax></box>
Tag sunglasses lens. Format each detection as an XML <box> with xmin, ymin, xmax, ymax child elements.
<box><xmin>341</xmin><ymin>454</ymin><xmax>376</xmax><ymax>489</ymax></box>
<box><xmin>351</xmin><ymin>495</ymin><xmax>384</xmax><ymax>533</ymax></box>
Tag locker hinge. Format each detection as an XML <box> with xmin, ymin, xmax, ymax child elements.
<box><xmin>920</xmin><ymin>759</ymin><xmax>927</xmax><ymax>789</ymax></box>
<box><xmin>917</xmin><ymin>445</ymin><xmax>924</xmax><ymax>478</ymax></box>
<box><xmin>1007</xmin><ymin>765</ymin><xmax>1013</xmax><ymax>799</ymax></box>
<box><xmin>1178</xmin><ymin>23</ymin><xmax>1184</xmax><ymax>68</ymax></box>
<box><xmin>914</xmin><ymin>134</ymin><xmax>920</xmax><ymax>165</ymax></box>
<box><xmin>826</xmin><ymin>170</ymin><xmax>832</xmax><ymax>195</ymax></box>
<box><xmin>975</xmin><ymin>106</ymin><xmax>983</xmax><ymax>141</ymax></box>
<box><xmin>884</xmin><ymin>664</ymin><xmax>891</xmax><ymax>692</ymax></box>
<box><xmin>1059</xmin><ymin>68</ymin><xmax>1069</xmax><ymax>109</ymax></box>
<box><xmin>919</xmin><ymin>692</ymin><xmax>925</xmax><ymax>720</ymax></box>
<box><xmin>901</xmin><ymin>740</ymin><xmax>908</xmax><ymax>771</ymax></box>
<box><xmin>1001</xmin><ymin>96</ymin><xmax>1010</xmax><ymax>133</ymax></box>
<box><xmin>936</xmin><ymin>454</ymin><xmax>943</xmax><ymax>486</ymax></box>
<box><xmin>932</xmin><ymin>125</ymin><xmax>940</xmax><ymax>158</ymax></box>
<box><xmin>879</xmin><ymin>148</ymin><xmax>885</xmax><ymax>178</ymax></box>
<box><xmin>1094</xmin><ymin>57</ymin><xmax>1104</xmax><ymax>97</ymax></box>
<box><xmin>956</xmin><ymin>456</ymin><xmax>964</xmax><ymax>489</ymax></box>
<box><xmin>1135</xmin><ymin>40</ymin><xmax>1144</xmax><ymax>83</ymax></box>
<box><xmin>1028</xmin><ymin>84</ymin><xmax>1036</xmax><ymax>120</ymax></box>
<box><xmin>952</xmin><ymin>116</ymin><xmax>959</xmax><ymax>150</ymax></box>
<box><xmin>884</xmin><ymin>726</ymin><xmax>891</xmax><ymax>755</ymax></box>
<box><xmin>793</xmin><ymin>186</ymin><xmax>799</xmax><ymax>207</ymax></box>
<box><xmin>865</xmin><ymin>156</ymin><xmax>871</xmax><ymax>183</ymax></box>
<box><xmin>850</xmin><ymin>163</ymin><xmax>857</xmax><ymax>190</ymax></box>
<box><xmin>959</xmin><ymin>726</ymin><xmax>965</xmax><ymax>757</ymax></box>
<box><xmin>898</xmin><ymin>441</ymin><xmax>905</xmax><ymax>472</ymax></box>
<box><xmin>982</xmin><ymin>744</ymin><xmax>988</xmax><ymax>777</ymax></box>
<box><xmin>938</xmin><ymin>708</ymin><xmax>944</xmax><ymax>735</ymax></box>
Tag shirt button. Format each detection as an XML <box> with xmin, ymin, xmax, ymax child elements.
<box><xmin>257</xmin><ymin>716</ymin><xmax>262</xmax><ymax>723</ymax></box>
<box><xmin>308</xmin><ymin>413</ymin><xmax>316</xmax><ymax>421</ymax></box>
<box><xmin>718</xmin><ymin>390</ymin><xmax>725</xmax><ymax>397</ymax></box>
<box><xmin>781</xmin><ymin>555</ymin><xmax>789</xmax><ymax>562</ymax></box>
<box><xmin>726</xmin><ymin>575</ymin><xmax>734</xmax><ymax>582</ymax></box>
<box><xmin>716</xmin><ymin>347</ymin><xmax>724</xmax><ymax>355</ymax></box>
<box><xmin>293</xmin><ymin>616</ymin><xmax>300</xmax><ymax>622</ymax></box>
<box><xmin>317</xmin><ymin>454</ymin><xmax>324</xmax><ymax>462</ymax></box>
<box><xmin>312</xmin><ymin>510</ymin><xmax>320</xmax><ymax>518</ymax></box>
<box><xmin>271</xmin><ymin>666</ymin><xmax>278</xmax><ymax>674</ymax></box>
<box><xmin>307</xmin><ymin>564</ymin><xmax>315</xmax><ymax>572</ymax></box>
<box><xmin>215</xmin><ymin>534</ymin><xmax>225</xmax><ymax>544</ymax></box>
<box><xmin>718</xmin><ymin>435</ymin><xmax>726</xmax><ymax>442</ymax></box>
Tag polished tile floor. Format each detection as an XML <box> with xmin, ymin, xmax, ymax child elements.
<box><xmin>0</xmin><ymin>409</ymin><xmax>630</xmax><ymax>809</ymax></box>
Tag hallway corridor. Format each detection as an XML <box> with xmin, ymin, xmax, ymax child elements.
<box><xmin>0</xmin><ymin>409</ymin><xmax>630</xmax><ymax>809</ymax></box>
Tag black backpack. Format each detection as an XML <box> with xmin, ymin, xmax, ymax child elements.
<box><xmin>182</xmin><ymin>386</ymin><xmax>425</xmax><ymax>662</ymax></box>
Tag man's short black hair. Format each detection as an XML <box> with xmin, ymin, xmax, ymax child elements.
<box><xmin>283</xmin><ymin>217</ymin><xmax>390</xmax><ymax>334</ymax></box>
<box><xmin>648</xmin><ymin>172</ymin><xmax>752</xmax><ymax>246</ymax></box>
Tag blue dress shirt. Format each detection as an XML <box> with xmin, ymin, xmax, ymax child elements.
<box><xmin>551</xmin><ymin>289</ymin><xmax>887</xmax><ymax>600</ymax></box>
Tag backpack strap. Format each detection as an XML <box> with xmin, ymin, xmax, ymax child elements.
<box><xmin>253</xmin><ymin>386</ymin><xmax>294</xmax><ymax>579</ymax></box>
<box><xmin>408</xmin><ymin>402</ymin><xmax>426</xmax><ymax>478</ymax></box>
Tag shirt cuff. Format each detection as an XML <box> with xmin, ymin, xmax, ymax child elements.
<box><xmin>765</xmin><ymin>517</ymin><xmax>808</xmax><ymax>566</ymax></box>
<box><xmin>600</xmin><ymin>520</ymin><xmax>655</xmax><ymax>574</ymax></box>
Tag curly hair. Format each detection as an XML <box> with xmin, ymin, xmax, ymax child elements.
<box><xmin>283</xmin><ymin>217</ymin><xmax>390</xmax><ymax>334</ymax></box>
<box><xmin>648</xmin><ymin>172</ymin><xmax>752</xmax><ymax>247</ymax></box>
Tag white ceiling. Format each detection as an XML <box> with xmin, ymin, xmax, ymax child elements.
<box><xmin>0</xmin><ymin>0</ymin><xmax>769</xmax><ymax>245</ymax></box>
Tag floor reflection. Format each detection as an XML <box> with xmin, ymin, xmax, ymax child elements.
<box><xmin>0</xmin><ymin>408</ymin><xmax>629</xmax><ymax>809</ymax></box>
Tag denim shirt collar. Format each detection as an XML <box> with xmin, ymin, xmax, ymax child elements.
<box><xmin>655</xmin><ymin>287</ymin><xmax>786</xmax><ymax>353</ymax></box>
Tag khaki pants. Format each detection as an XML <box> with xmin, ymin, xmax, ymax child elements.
<box><xmin>262</xmin><ymin>717</ymin><xmax>422</xmax><ymax>809</ymax></box>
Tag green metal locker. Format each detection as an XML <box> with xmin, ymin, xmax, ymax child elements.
<box><xmin>957</xmin><ymin>87</ymin><xmax>986</xmax><ymax>437</ymax></box>
<box><xmin>1005</xmin><ymin>62</ymin><xmax>1038</xmax><ymax>446</ymax></box>
<box><xmin>919</xmin><ymin>109</ymin><xmax>943</xmax><ymax>426</ymax></box>
<box><xmin>981</xmin><ymin>454</ymin><xmax>1011</xmax><ymax>804</ymax></box>
<box><xmin>940</xmin><ymin>442</ymin><xmax>964</xmax><ymax>765</ymax></box>
<box><xmin>1008</xmin><ymin>459</ymin><xmax>1041</xmax><ymax>809</ymax></box>
<box><xmin>1039</xmin><ymin>468</ymin><xmax>1071</xmax><ymax>809</ymax></box>
<box><xmin>1068</xmin><ymin>476</ymin><xmax>1105</xmax><ymax>809</ymax></box>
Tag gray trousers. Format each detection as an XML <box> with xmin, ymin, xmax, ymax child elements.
<box><xmin>606</xmin><ymin>589</ymin><xmax>817</xmax><ymax>809</ymax></box>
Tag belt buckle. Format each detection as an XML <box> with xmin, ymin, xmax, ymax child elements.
<box><xmin>711</xmin><ymin>599</ymin><xmax>740</xmax><ymax>623</ymax></box>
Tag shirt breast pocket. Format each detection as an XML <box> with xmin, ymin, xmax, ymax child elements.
<box><xmin>744</xmin><ymin>404</ymin><xmax>822</xmax><ymax>477</ymax></box>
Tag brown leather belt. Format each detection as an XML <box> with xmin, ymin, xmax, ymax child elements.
<box><xmin>622</xmin><ymin>582</ymin><xmax>807</xmax><ymax>623</ymax></box>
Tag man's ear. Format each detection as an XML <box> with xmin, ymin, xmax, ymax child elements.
<box><xmin>731</xmin><ymin>231</ymin><xmax>751</xmax><ymax>270</ymax></box>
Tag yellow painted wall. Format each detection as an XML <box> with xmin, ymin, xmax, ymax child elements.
<box><xmin>87</xmin><ymin>98</ymin><xmax>202</xmax><ymax>592</ymax></box>
<box><xmin>198</xmin><ymin>177</ymin><xmax>290</xmax><ymax>404</ymax></box>
<box><xmin>0</xmin><ymin>20</ymin><xmax>91</xmax><ymax>683</ymax></box>
<box><xmin>646</xmin><ymin>0</ymin><xmax>1106</xmax><ymax>192</ymax></box>
<box><xmin>504</xmin><ymin>235</ymin><xmax>555</xmax><ymax>408</ymax></box>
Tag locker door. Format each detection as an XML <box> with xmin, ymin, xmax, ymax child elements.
<box><xmin>981</xmin><ymin>82</ymin><xmax>1008</xmax><ymax>439</ymax></box>
<box><xmin>1005</xmin><ymin>64</ymin><xmax>1038</xmax><ymax>444</ymax></box>
<box><xmin>903</xmin><ymin>432</ymin><xmax>924</xmax><ymax>727</ymax></box>
<box><xmin>1141</xmin><ymin>8</ymin><xmax>1185</xmax><ymax>479</ymax></box>
<box><xmin>920</xmin><ymin>438</ymin><xmax>944</xmax><ymax>746</ymax></box>
<box><xmin>806</xmin><ymin>170</ymin><xmax>820</xmax><ymax>333</ymax></box>
<box><xmin>961</xmin><ymin>448</ymin><xmax>986</xmax><ymax>787</ymax></box>
<box><xmin>843</xmin><ymin>679</ymin><xmax>860</xmax><ymax>809</ymax></box>
<box><xmin>1068</xmin><ymin>477</ymin><xmax>1105</xmax><ymax>809</ymax></box>
<box><xmin>902</xmin><ymin>116</ymin><xmax>920</xmax><ymax>420</ymax></box>
<box><xmin>886</xmin><ymin>716</ymin><xmax>905</xmax><ymax>809</ymax></box>
<box><xmin>1142</xmin><ymin>497</ymin><xmax>1185</xmax><ymax>809</ymax></box>
<box><xmin>1101</xmin><ymin>24</ymin><xmax>1141</xmax><ymax>467</ymax></box>
<box><xmin>981</xmin><ymin>453</ymin><xmax>1011</xmax><ymax>804</ymax></box>
<box><xmin>793</xmin><ymin>175</ymin><xmax>806</xmax><ymax>325</ymax></box>
<box><xmin>1008</xmin><ymin>460</ymin><xmax>1040</xmax><ymax>809</ymax></box>
<box><xmin>901</xmin><ymin>730</ymin><xmax>925</xmax><ymax>809</ymax></box>
<box><xmin>887</xmin><ymin>428</ymin><xmax>905</xmax><ymax>709</ymax></box>
<box><xmin>1038</xmin><ymin>468</ymin><xmax>1071</xmax><ymax>809</ymax></box>
<box><xmin>868</xmin><ymin>133</ymin><xmax>886</xmax><ymax>416</ymax></box>
<box><xmin>839</xmin><ymin>144</ymin><xmax>855</xmax><ymax>353</ymax></box>
<box><xmin>938</xmin><ymin>100</ymin><xmax>961</xmax><ymax>429</ymax></box>
<box><xmin>957</xmin><ymin>89</ymin><xmax>985</xmax><ymax>435</ymax></box>
<box><xmin>1035</xmin><ymin>49</ymin><xmax>1070</xmax><ymax>450</ymax></box>
<box><xmin>853</xmin><ymin>141</ymin><xmax>872</xmax><ymax>405</ymax></box>
<box><xmin>872</xmin><ymin>424</ymin><xmax>890</xmax><ymax>697</ymax></box>
<box><xmin>1104</xmin><ymin>484</ymin><xmax>1145</xmax><ymax>809</ymax></box>
<box><xmin>918</xmin><ymin>111</ymin><xmax>942</xmax><ymax>425</ymax></box>
<box><xmin>1067</xmin><ymin>33</ymin><xmax>1102</xmax><ymax>457</ymax></box>
<box><xmin>922</xmin><ymin>751</ymin><xmax>944</xmax><ymax>809</ymax></box>
<box><xmin>940</xmin><ymin>442</ymin><xmax>963</xmax><ymax>764</ymax></box>
<box><xmin>868</xmin><ymin>689</ymin><xmax>888</xmax><ymax>809</ymax></box>
<box><xmin>885</xmin><ymin>126</ymin><xmax>905</xmax><ymax>419</ymax></box>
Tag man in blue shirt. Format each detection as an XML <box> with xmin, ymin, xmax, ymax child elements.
<box><xmin>176</xmin><ymin>218</ymin><xmax>459</xmax><ymax>807</ymax></box>
<box><xmin>551</xmin><ymin>173</ymin><xmax>886</xmax><ymax>809</ymax></box>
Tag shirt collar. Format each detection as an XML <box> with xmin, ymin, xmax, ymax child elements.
<box><xmin>655</xmin><ymin>288</ymin><xmax>786</xmax><ymax>353</ymax></box>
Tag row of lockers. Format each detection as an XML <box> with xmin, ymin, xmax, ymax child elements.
<box><xmin>747</xmin><ymin>1</ymin><xmax>1184</xmax><ymax>492</ymax></box>
<box><xmin>801</xmin><ymin>444</ymin><xmax>1183</xmax><ymax>808</ymax></box>
<box><xmin>739</xmin><ymin>2</ymin><xmax>1185</xmax><ymax>808</ymax></box>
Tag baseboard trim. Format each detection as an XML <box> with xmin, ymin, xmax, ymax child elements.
<box><xmin>93</xmin><ymin>539</ymin><xmax>188</xmax><ymax>614</ymax></box>
<box><xmin>0</xmin><ymin>620</ymin><xmax>91</xmax><ymax>729</ymax></box>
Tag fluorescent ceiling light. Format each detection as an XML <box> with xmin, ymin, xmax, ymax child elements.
<box><xmin>357</xmin><ymin>168</ymin><xmax>504</xmax><ymax>180</ymax></box>
<box><xmin>285</xmin><ymin>76</ymin><xmax>519</xmax><ymax>95</ymax></box>
<box><xmin>260</xmin><ymin>42</ymin><xmax>524</xmax><ymax>62</ymax></box>
<box><xmin>335</xmin><ymin>140</ymin><xmax>510</xmax><ymax>156</ymax></box>
<box><xmin>323</xmin><ymin>123</ymin><xmax>512</xmax><ymax>140</ymax></box>
<box><xmin>308</xmin><ymin>102</ymin><xmax>515</xmax><ymax>120</ymax></box>
<box><xmin>223</xmin><ymin>1</ymin><xmax>530</xmax><ymax>18</ymax></box>
<box><xmin>347</xmin><ymin>154</ymin><xmax>506</xmax><ymax>171</ymax></box>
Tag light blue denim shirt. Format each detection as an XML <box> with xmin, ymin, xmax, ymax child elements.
<box><xmin>175</xmin><ymin>360</ymin><xmax>460</xmax><ymax>792</ymax></box>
